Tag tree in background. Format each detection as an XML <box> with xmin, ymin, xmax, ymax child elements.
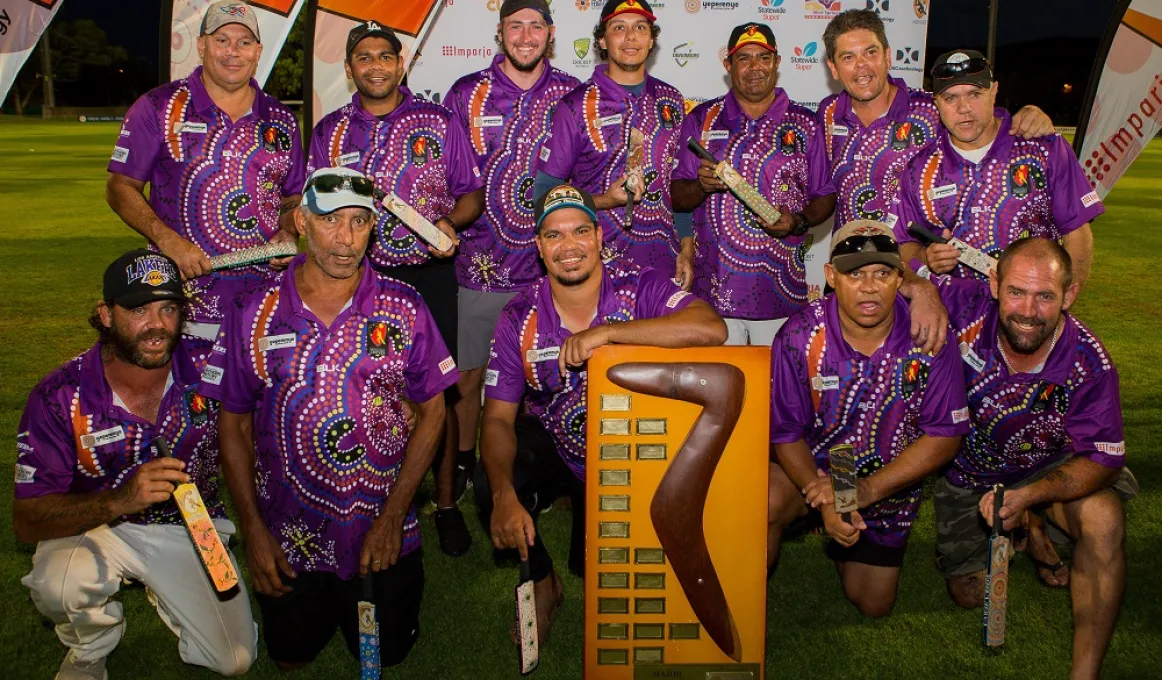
<box><xmin>266</xmin><ymin>10</ymin><xmax>305</xmax><ymax>101</ymax></box>
<box><xmin>8</xmin><ymin>19</ymin><xmax>130</xmax><ymax>117</ymax></box>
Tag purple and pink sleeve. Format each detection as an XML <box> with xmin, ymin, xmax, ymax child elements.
<box><xmin>484</xmin><ymin>307</ymin><xmax>527</xmax><ymax>404</ymax></box>
<box><xmin>14</xmin><ymin>393</ymin><xmax>76</xmax><ymax>499</ymax></box>
<box><xmin>769</xmin><ymin>328</ymin><xmax>813</xmax><ymax>445</ymax></box>
<box><xmin>536</xmin><ymin>98</ymin><xmax>582</xmax><ymax>179</ymax></box>
<box><xmin>107</xmin><ymin>97</ymin><xmax>161</xmax><ymax>182</ymax></box>
<box><xmin>1066</xmin><ymin>370</ymin><xmax>1126</xmax><ymax>469</ymax></box>
<box><xmin>1047</xmin><ymin>135</ymin><xmax>1104</xmax><ymax>234</ymax></box>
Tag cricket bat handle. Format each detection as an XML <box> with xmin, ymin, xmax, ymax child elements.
<box><xmin>686</xmin><ymin>137</ymin><xmax>718</xmax><ymax>164</ymax></box>
<box><xmin>993</xmin><ymin>486</ymin><xmax>1005</xmax><ymax>530</ymax></box>
<box><xmin>841</xmin><ymin>511</ymin><xmax>852</xmax><ymax>525</ymax></box>
<box><xmin>907</xmin><ymin>222</ymin><xmax>948</xmax><ymax>245</ymax></box>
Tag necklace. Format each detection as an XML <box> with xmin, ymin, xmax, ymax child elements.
<box><xmin>998</xmin><ymin>318</ymin><xmax>1063</xmax><ymax>375</ymax></box>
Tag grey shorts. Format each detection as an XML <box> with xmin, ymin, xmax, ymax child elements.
<box><xmin>934</xmin><ymin>461</ymin><xmax>1138</xmax><ymax>578</ymax></box>
<box><xmin>457</xmin><ymin>287</ymin><xmax>519</xmax><ymax>370</ymax></box>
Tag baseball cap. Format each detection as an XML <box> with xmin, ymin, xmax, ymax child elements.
<box><xmin>303</xmin><ymin>167</ymin><xmax>383</xmax><ymax>216</ymax></box>
<box><xmin>534</xmin><ymin>185</ymin><xmax>599</xmax><ymax>232</ymax></box>
<box><xmin>600</xmin><ymin>0</ymin><xmax>656</xmax><ymax>23</ymax></box>
<box><xmin>931</xmin><ymin>49</ymin><xmax>993</xmax><ymax>95</ymax></box>
<box><xmin>829</xmin><ymin>220</ymin><xmax>904</xmax><ymax>274</ymax></box>
<box><xmin>727</xmin><ymin>23</ymin><xmax>777</xmax><ymax>57</ymax></box>
<box><xmin>200</xmin><ymin>1</ymin><xmax>261</xmax><ymax>41</ymax></box>
<box><xmin>346</xmin><ymin>20</ymin><xmax>404</xmax><ymax>60</ymax></box>
<box><xmin>104</xmin><ymin>250</ymin><xmax>186</xmax><ymax>309</ymax></box>
<box><xmin>500</xmin><ymin>0</ymin><xmax>553</xmax><ymax>24</ymax></box>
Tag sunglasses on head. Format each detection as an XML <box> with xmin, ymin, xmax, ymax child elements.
<box><xmin>932</xmin><ymin>57</ymin><xmax>991</xmax><ymax>80</ymax></box>
<box><xmin>831</xmin><ymin>234</ymin><xmax>899</xmax><ymax>257</ymax></box>
<box><xmin>305</xmin><ymin>174</ymin><xmax>385</xmax><ymax>200</ymax></box>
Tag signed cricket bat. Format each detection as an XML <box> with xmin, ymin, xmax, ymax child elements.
<box><xmin>208</xmin><ymin>242</ymin><xmax>299</xmax><ymax>271</ymax></box>
<box><xmin>382</xmin><ymin>192</ymin><xmax>456</xmax><ymax>252</ymax></box>
<box><xmin>907</xmin><ymin>223</ymin><xmax>997</xmax><ymax>276</ymax></box>
<box><xmin>358</xmin><ymin>576</ymin><xmax>380</xmax><ymax>679</ymax></box>
<box><xmin>624</xmin><ymin>128</ymin><xmax>646</xmax><ymax>229</ymax></box>
<box><xmin>155</xmin><ymin>439</ymin><xmax>238</xmax><ymax>592</ymax></box>
<box><xmin>983</xmin><ymin>484</ymin><xmax>1010</xmax><ymax>650</ymax></box>
<box><xmin>516</xmin><ymin>559</ymin><xmax>539</xmax><ymax>674</ymax></box>
<box><xmin>687</xmin><ymin>137</ymin><xmax>783</xmax><ymax>226</ymax></box>
<box><xmin>828</xmin><ymin>444</ymin><xmax>859</xmax><ymax>524</ymax></box>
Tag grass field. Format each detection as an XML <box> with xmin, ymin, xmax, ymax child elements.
<box><xmin>0</xmin><ymin>118</ymin><xmax>1159</xmax><ymax>679</ymax></box>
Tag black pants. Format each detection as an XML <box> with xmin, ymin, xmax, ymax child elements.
<box><xmin>474</xmin><ymin>415</ymin><xmax>585</xmax><ymax>582</ymax></box>
<box><xmin>382</xmin><ymin>257</ymin><xmax>459</xmax><ymax>373</ymax></box>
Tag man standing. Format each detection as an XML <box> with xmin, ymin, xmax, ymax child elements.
<box><xmin>107</xmin><ymin>1</ymin><xmax>305</xmax><ymax>340</ymax></box>
<box><xmin>929</xmin><ymin>238</ymin><xmax>1135</xmax><ymax>679</ymax></box>
<box><xmin>891</xmin><ymin>51</ymin><xmax>1101</xmax><ymax>291</ymax></box>
<box><xmin>672</xmin><ymin>23</ymin><xmax>836</xmax><ymax>346</ymax></box>
<box><xmin>440</xmin><ymin>0</ymin><xmax>581</xmax><ymax>552</ymax></box>
<box><xmin>202</xmin><ymin>168</ymin><xmax>458</xmax><ymax>671</ymax></box>
<box><xmin>15</xmin><ymin>250</ymin><xmax>255</xmax><ymax>679</ymax></box>
<box><xmin>479</xmin><ymin>185</ymin><xmax>727</xmax><ymax>641</ymax></box>
<box><xmin>307</xmin><ymin>21</ymin><xmax>485</xmax><ymax>555</ymax></box>
<box><xmin>534</xmin><ymin>0</ymin><xmax>685</xmax><ymax>277</ymax></box>
<box><xmin>768</xmin><ymin>221</ymin><xmax>968</xmax><ymax>617</ymax></box>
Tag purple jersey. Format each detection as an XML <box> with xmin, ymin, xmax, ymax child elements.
<box><xmin>446</xmin><ymin>57</ymin><xmax>581</xmax><ymax>291</ymax></box>
<box><xmin>769</xmin><ymin>295</ymin><xmax>969</xmax><ymax>546</ymax></box>
<box><xmin>108</xmin><ymin>67</ymin><xmax>306</xmax><ymax>324</ymax></box>
<box><xmin>891</xmin><ymin>109</ymin><xmax>1104</xmax><ymax>277</ymax></box>
<box><xmin>15</xmin><ymin>341</ymin><xmax>224</xmax><ymax>526</ymax></box>
<box><xmin>675</xmin><ymin>90</ymin><xmax>834</xmax><ymax>320</ymax></box>
<box><xmin>307</xmin><ymin>88</ymin><xmax>484</xmax><ymax>269</ymax></box>
<box><xmin>536</xmin><ymin>66</ymin><xmax>684</xmax><ymax>275</ymax></box>
<box><xmin>934</xmin><ymin>276</ymin><xmax>1125</xmax><ymax>490</ymax></box>
<box><xmin>199</xmin><ymin>255</ymin><xmax>459</xmax><ymax>578</ymax></box>
<box><xmin>485</xmin><ymin>263</ymin><xmax>694</xmax><ymax>479</ymax></box>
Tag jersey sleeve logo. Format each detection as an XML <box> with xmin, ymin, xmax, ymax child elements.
<box><xmin>15</xmin><ymin>464</ymin><xmax>36</xmax><ymax>484</ymax></box>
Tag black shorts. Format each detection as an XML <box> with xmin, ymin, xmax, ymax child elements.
<box><xmin>788</xmin><ymin>510</ymin><xmax>907</xmax><ymax>568</ymax></box>
<box><xmin>255</xmin><ymin>549</ymin><xmax>424</xmax><ymax>667</ymax></box>
<box><xmin>383</xmin><ymin>258</ymin><xmax>458</xmax><ymax>364</ymax></box>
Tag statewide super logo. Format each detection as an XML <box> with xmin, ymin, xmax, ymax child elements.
<box><xmin>126</xmin><ymin>255</ymin><xmax>177</xmax><ymax>287</ymax></box>
<box><xmin>1009</xmin><ymin>162</ymin><xmax>1046</xmax><ymax>197</ymax></box>
<box><xmin>672</xmin><ymin>41</ymin><xmax>700</xmax><ymax>67</ymax></box>
<box><xmin>791</xmin><ymin>42</ymin><xmax>819</xmax><ymax>70</ymax></box>
<box><xmin>408</xmin><ymin>133</ymin><xmax>442</xmax><ymax>167</ymax></box>
<box><xmin>758</xmin><ymin>0</ymin><xmax>786</xmax><ymax>20</ymax></box>
<box><xmin>805</xmin><ymin>0</ymin><xmax>842</xmax><ymax>18</ymax></box>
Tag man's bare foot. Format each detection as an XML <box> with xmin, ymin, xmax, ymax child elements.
<box><xmin>1025</xmin><ymin>513</ymin><xmax>1069</xmax><ymax>588</ymax></box>
<box><xmin>532</xmin><ymin>570</ymin><xmax>565</xmax><ymax>645</ymax></box>
<box><xmin>947</xmin><ymin>571</ymin><xmax>985</xmax><ymax>609</ymax></box>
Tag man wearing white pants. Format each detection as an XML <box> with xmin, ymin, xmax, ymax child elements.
<box><xmin>14</xmin><ymin>250</ymin><xmax>255</xmax><ymax>679</ymax></box>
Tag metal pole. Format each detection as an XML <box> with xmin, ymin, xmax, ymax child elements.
<box><xmin>40</xmin><ymin>29</ymin><xmax>55</xmax><ymax>113</ymax></box>
<box><xmin>987</xmin><ymin>0</ymin><xmax>999</xmax><ymax>64</ymax></box>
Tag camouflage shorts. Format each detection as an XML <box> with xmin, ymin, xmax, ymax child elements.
<box><xmin>934</xmin><ymin>462</ymin><xmax>1138</xmax><ymax>578</ymax></box>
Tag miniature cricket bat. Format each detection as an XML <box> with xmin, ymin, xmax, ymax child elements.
<box><xmin>907</xmin><ymin>223</ymin><xmax>997</xmax><ymax>276</ymax></box>
<box><xmin>516</xmin><ymin>559</ymin><xmax>539</xmax><ymax>674</ymax></box>
<box><xmin>382</xmin><ymin>192</ymin><xmax>456</xmax><ymax>252</ymax></box>
<box><xmin>687</xmin><ymin>137</ymin><xmax>783</xmax><ymax>226</ymax></box>
<box><xmin>358</xmin><ymin>576</ymin><xmax>380</xmax><ymax>680</ymax></box>
<box><xmin>208</xmin><ymin>241</ymin><xmax>299</xmax><ymax>271</ymax></box>
<box><xmin>828</xmin><ymin>444</ymin><xmax>859</xmax><ymax>524</ymax></box>
<box><xmin>983</xmin><ymin>484</ymin><xmax>1010</xmax><ymax>650</ymax></box>
<box><xmin>155</xmin><ymin>439</ymin><xmax>238</xmax><ymax>592</ymax></box>
<box><xmin>624</xmin><ymin>128</ymin><xmax>646</xmax><ymax>229</ymax></box>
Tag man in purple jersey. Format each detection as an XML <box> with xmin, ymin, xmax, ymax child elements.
<box><xmin>533</xmin><ymin>0</ymin><xmax>685</xmax><ymax>277</ymax></box>
<box><xmin>106</xmin><ymin>1</ymin><xmax>305</xmax><ymax>337</ymax></box>
<box><xmin>478</xmin><ymin>185</ymin><xmax>726</xmax><ymax>642</ymax></box>
<box><xmin>672</xmin><ymin>22</ymin><xmax>837</xmax><ymax>346</ymax></box>
<box><xmin>440</xmin><ymin>0</ymin><xmax>581</xmax><ymax>555</ymax></box>
<box><xmin>926</xmin><ymin>238</ymin><xmax>1135</xmax><ymax>678</ymax></box>
<box><xmin>768</xmin><ymin>220</ymin><xmax>968</xmax><ymax>617</ymax></box>
<box><xmin>202</xmin><ymin>168</ymin><xmax>457</xmax><ymax>671</ymax></box>
<box><xmin>891</xmin><ymin>51</ymin><xmax>1101</xmax><ymax>291</ymax></box>
<box><xmin>15</xmin><ymin>250</ymin><xmax>255</xmax><ymax>679</ymax></box>
<box><xmin>307</xmin><ymin>21</ymin><xmax>485</xmax><ymax>556</ymax></box>
<box><xmin>817</xmin><ymin>10</ymin><xmax>1054</xmax><ymax>230</ymax></box>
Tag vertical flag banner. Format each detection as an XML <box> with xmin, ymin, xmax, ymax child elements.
<box><xmin>1074</xmin><ymin>0</ymin><xmax>1162</xmax><ymax>199</ymax></box>
<box><xmin>0</xmin><ymin>0</ymin><xmax>64</xmax><ymax>107</ymax></box>
<box><xmin>169</xmin><ymin>0</ymin><xmax>305</xmax><ymax>85</ymax></box>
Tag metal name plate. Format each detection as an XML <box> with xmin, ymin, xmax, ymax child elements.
<box><xmin>630</xmin><ymin>665</ymin><xmax>760</xmax><ymax>679</ymax></box>
<box><xmin>600</xmin><ymin>495</ymin><xmax>631</xmax><ymax>511</ymax></box>
<box><xmin>599</xmin><ymin>572</ymin><xmax>630</xmax><ymax>589</ymax></box>
<box><xmin>634</xmin><ymin>548</ymin><xmax>666</xmax><ymax>565</ymax></box>
<box><xmin>601</xmin><ymin>394</ymin><xmax>632</xmax><ymax>411</ymax></box>
<box><xmin>598</xmin><ymin>623</ymin><xmax>629</xmax><ymax>640</ymax></box>
<box><xmin>634</xmin><ymin>647</ymin><xmax>665</xmax><ymax>664</ymax></box>
<box><xmin>601</xmin><ymin>444</ymin><xmax>631</xmax><ymax>460</ymax></box>
<box><xmin>599</xmin><ymin>598</ymin><xmax>630</xmax><ymax>614</ymax></box>
<box><xmin>635</xmin><ymin>572</ymin><xmax>666</xmax><ymax>590</ymax></box>
<box><xmin>601</xmin><ymin>419</ymin><xmax>632</xmax><ymax>435</ymax></box>
<box><xmin>600</xmin><ymin>522</ymin><xmax>630</xmax><ymax>538</ymax></box>
<box><xmin>634</xmin><ymin>624</ymin><xmax>665</xmax><ymax>640</ymax></box>
<box><xmin>598</xmin><ymin>649</ymin><xmax>629</xmax><ymax>665</ymax></box>
<box><xmin>636</xmin><ymin>418</ymin><xmax>667</xmax><ymax>435</ymax></box>
<box><xmin>637</xmin><ymin>443</ymin><xmax>668</xmax><ymax>460</ymax></box>
<box><xmin>601</xmin><ymin>470</ymin><xmax>631</xmax><ymax>486</ymax></box>
<box><xmin>599</xmin><ymin>547</ymin><xmax>630</xmax><ymax>564</ymax></box>
<box><xmin>634</xmin><ymin>598</ymin><xmax>666</xmax><ymax>615</ymax></box>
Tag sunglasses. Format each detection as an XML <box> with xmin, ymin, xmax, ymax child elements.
<box><xmin>305</xmin><ymin>174</ymin><xmax>385</xmax><ymax>201</ymax></box>
<box><xmin>932</xmin><ymin>56</ymin><xmax>991</xmax><ymax>80</ymax></box>
<box><xmin>831</xmin><ymin>234</ymin><xmax>899</xmax><ymax>257</ymax></box>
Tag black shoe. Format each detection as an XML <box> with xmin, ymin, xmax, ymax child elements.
<box><xmin>435</xmin><ymin>507</ymin><xmax>472</xmax><ymax>557</ymax></box>
<box><xmin>453</xmin><ymin>451</ymin><xmax>477</xmax><ymax>502</ymax></box>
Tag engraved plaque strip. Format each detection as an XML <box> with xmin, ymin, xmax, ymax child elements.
<box><xmin>599</xmin><ymin>521</ymin><xmax>630</xmax><ymax>538</ymax></box>
<box><xmin>634</xmin><ymin>572</ymin><xmax>665</xmax><ymax>590</ymax></box>
<box><xmin>669</xmin><ymin>623</ymin><xmax>700</xmax><ymax>640</ymax></box>
<box><xmin>597</xmin><ymin>623</ymin><xmax>628</xmax><ymax>640</ymax></box>
<box><xmin>600</xmin><ymin>443</ymin><xmax>630</xmax><ymax>461</ymax></box>
<box><xmin>636</xmin><ymin>418</ymin><xmax>667</xmax><ymax>435</ymax></box>
<box><xmin>597</xmin><ymin>648</ymin><xmax>629</xmax><ymax>665</ymax></box>
<box><xmin>599</xmin><ymin>495</ymin><xmax>630</xmax><ymax>511</ymax></box>
<box><xmin>600</xmin><ymin>418</ymin><xmax>631</xmax><ymax>435</ymax></box>
<box><xmin>600</xmin><ymin>394</ymin><xmax>631</xmax><ymax>411</ymax></box>
<box><xmin>598</xmin><ymin>572</ymin><xmax>629</xmax><ymax>589</ymax></box>
<box><xmin>598</xmin><ymin>547</ymin><xmax>629</xmax><ymax>564</ymax></box>
<box><xmin>598</xmin><ymin>597</ymin><xmax>629</xmax><ymax>614</ymax></box>
<box><xmin>634</xmin><ymin>548</ymin><xmax>665</xmax><ymax>564</ymax></box>
<box><xmin>636</xmin><ymin>443</ymin><xmax>667</xmax><ymax>460</ymax></box>
<box><xmin>633</xmin><ymin>647</ymin><xmax>664</xmax><ymax>665</ymax></box>
<box><xmin>633</xmin><ymin>623</ymin><xmax>664</xmax><ymax>640</ymax></box>
<box><xmin>600</xmin><ymin>469</ymin><xmax>630</xmax><ymax>486</ymax></box>
<box><xmin>634</xmin><ymin>597</ymin><xmax>666</xmax><ymax>614</ymax></box>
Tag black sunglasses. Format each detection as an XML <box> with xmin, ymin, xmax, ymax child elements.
<box><xmin>305</xmin><ymin>174</ymin><xmax>385</xmax><ymax>200</ymax></box>
<box><xmin>831</xmin><ymin>234</ymin><xmax>899</xmax><ymax>257</ymax></box>
<box><xmin>932</xmin><ymin>57</ymin><xmax>991</xmax><ymax>80</ymax></box>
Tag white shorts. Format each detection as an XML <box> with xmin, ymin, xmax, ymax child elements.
<box><xmin>724</xmin><ymin>317</ymin><xmax>787</xmax><ymax>347</ymax></box>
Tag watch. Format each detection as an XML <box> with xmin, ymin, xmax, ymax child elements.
<box><xmin>789</xmin><ymin>212</ymin><xmax>811</xmax><ymax>237</ymax></box>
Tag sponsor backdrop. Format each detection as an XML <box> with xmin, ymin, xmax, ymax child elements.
<box><xmin>169</xmin><ymin>0</ymin><xmax>306</xmax><ymax>84</ymax></box>
<box><xmin>1075</xmin><ymin>0</ymin><xmax>1162</xmax><ymax>200</ymax></box>
<box><xmin>0</xmin><ymin>0</ymin><xmax>64</xmax><ymax>108</ymax></box>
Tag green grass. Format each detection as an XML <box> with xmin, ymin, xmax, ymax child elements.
<box><xmin>1</xmin><ymin>117</ymin><xmax>1160</xmax><ymax>679</ymax></box>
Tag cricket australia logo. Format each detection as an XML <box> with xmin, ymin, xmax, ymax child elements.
<box><xmin>575</xmin><ymin>38</ymin><xmax>591</xmax><ymax>59</ymax></box>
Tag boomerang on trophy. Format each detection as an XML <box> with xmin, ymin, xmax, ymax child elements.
<box><xmin>209</xmin><ymin>242</ymin><xmax>299</xmax><ymax>271</ymax></box>
<box><xmin>983</xmin><ymin>484</ymin><xmax>1010</xmax><ymax>650</ymax></box>
<box><xmin>828</xmin><ymin>444</ymin><xmax>859</xmax><ymax>525</ymax></box>
<box><xmin>515</xmin><ymin>559</ymin><xmax>539</xmax><ymax>674</ymax></box>
<box><xmin>382</xmin><ymin>192</ymin><xmax>456</xmax><ymax>252</ymax></box>
<box><xmin>907</xmin><ymin>223</ymin><xmax>997</xmax><ymax>276</ymax></box>
<box><xmin>623</xmin><ymin>128</ymin><xmax>646</xmax><ymax>230</ymax></box>
<box><xmin>358</xmin><ymin>576</ymin><xmax>380</xmax><ymax>679</ymax></box>
<box><xmin>687</xmin><ymin>137</ymin><xmax>782</xmax><ymax>227</ymax></box>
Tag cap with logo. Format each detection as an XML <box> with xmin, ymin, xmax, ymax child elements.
<box><xmin>727</xmin><ymin>23</ymin><xmax>777</xmax><ymax>57</ymax></box>
<box><xmin>346</xmin><ymin>20</ymin><xmax>404</xmax><ymax>60</ymax></box>
<box><xmin>829</xmin><ymin>220</ymin><xmax>904</xmax><ymax>274</ymax></box>
<box><xmin>600</xmin><ymin>0</ymin><xmax>656</xmax><ymax>23</ymax></box>
<box><xmin>104</xmin><ymin>249</ymin><xmax>186</xmax><ymax>309</ymax></box>
<box><xmin>303</xmin><ymin>167</ymin><xmax>383</xmax><ymax>216</ymax></box>
<box><xmin>931</xmin><ymin>49</ymin><xmax>993</xmax><ymax>95</ymax></box>
<box><xmin>534</xmin><ymin>185</ymin><xmax>599</xmax><ymax>231</ymax></box>
<box><xmin>500</xmin><ymin>0</ymin><xmax>554</xmax><ymax>24</ymax></box>
<box><xmin>200</xmin><ymin>1</ymin><xmax>261</xmax><ymax>41</ymax></box>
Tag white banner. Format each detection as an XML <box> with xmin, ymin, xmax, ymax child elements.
<box><xmin>170</xmin><ymin>0</ymin><xmax>305</xmax><ymax>85</ymax></box>
<box><xmin>0</xmin><ymin>0</ymin><xmax>64</xmax><ymax>107</ymax></box>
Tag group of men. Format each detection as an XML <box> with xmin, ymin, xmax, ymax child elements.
<box><xmin>12</xmin><ymin>1</ymin><xmax>1134</xmax><ymax>679</ymax></box>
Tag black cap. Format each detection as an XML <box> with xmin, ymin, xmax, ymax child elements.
<box><xmin>931</xmin><ymin>49</ymin><xmax>993</xmax><ymax>95</ymax></box>
<box><xmin>600</xmin><ymin>0</ymin><xmax>656</xmax><ymax>23</ymax></box>
<box><xmin>499</xmin><ymin>0</ymin><xmax>553</xmax><ymax>24</ymax></box>
<box><xmin>533</xmin><ymin>185</ymin><xmax>599</xmax><ymax>232</ymax></box>
<box><xmin>346</xmin><ymin>21</ymin><xmax>403</xmax><ymax>60</ymax></box>
<box><xmin>727</xmin><ymin>23</ymin><xmax>777</xmax><ymax>57</ymax></box>
<box><xmin>103</xmin><ymin>249</ymin><xmax>186</xmax><ymax>309</ymax></box>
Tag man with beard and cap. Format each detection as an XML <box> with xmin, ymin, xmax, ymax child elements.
<box><xmin>15</xmin><ymin>250</ymin><xmax>255</xmax><ymax>679</ymax></box>
<box><xmin>923</xmin><ymin>238</ymin><xmax>1136</xmax><ymax>678</ymax></box>
<box><xmin>533</xmin><ymin>0</ymin><xmax>686</xmax><ymax>278</ymax></box>
<box><xmin>307</xmin><ymin>21</ymin><xmax>485</xmax><ymax>556</ymax></box>
<box><xmin>478</xmin><ymin>184</ymin><xmax>727</xmax><ymax>643</ymax></box>
<box><xmin>203</xmin><ymin>167</ymin><xmax>458</xmax><ymax>671</ymax></box>
<box><xmin>890</xmin><ymin>51</ymin><xmax>1101</xmax><ymax>292</ymax></box>
<box><xmin>768</xmin><ymin>221</ymin><xmax>969</xmax><ymax>618</ymax></box>
<box><xmin>439</xmin><ymin>0</ymin><xmax>581</xmax><ymax>555</ymax></box>
<box><xmin>107</xmin><ymin>1</ymin><xmax>304</xmax><ymax>346</ymax></box>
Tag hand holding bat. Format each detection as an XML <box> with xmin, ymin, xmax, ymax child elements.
<box><xmin>821</xmin><ymin>505</ymin><xmax>866</xmax><ymax>547</ymax></box>
<box><xmin>696</xmin><ymin>158</ymin><xmax>727</xmax><ymax>194</ymax></box>
<box><xmin>112</xmin><ymin>457</ymin><xmax>189</xmax><ymax>515</ymax></box>
<box><xmin>157</xmin><ymin>231</ymin><xmax>212</xmax><ymax>280</ymax></box>
<box><xmin>490</xmin><ymin>491</ymin><xmax>537</xmax><ymax>560</ymax></box>
<box><xmin>979</xmin><ymin>485</ymin><xmax>1029</xmax><ymax>533</ymax></box>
